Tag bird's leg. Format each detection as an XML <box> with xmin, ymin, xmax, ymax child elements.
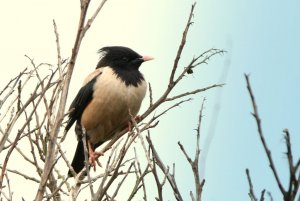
<box><xmin>127</xmin><ymin>115</ymin><xmax>143</xmax><ymax>133</ymax></box>
<box><xmin>128</xmin><ymin>115</ymin><xmax>142</xmax><ymax>131</ymax></box>
<box><xmin>87</xmin><ymin>140</ymin><xmax>104</xmax><ymax>171</ymax></box>
<box><xmin>87</xmin><ymin>140</ymin><xmax>96</xmax><ymax>171</ymax></box>
<box><xmin>92</xmin><ymin>151</ymin><xmax>104</xmax><ymax>169</ymax></box>
<box><xmin>128</xmin><ymin>121</ymin><xmax>133</xmax><ymax>131</ymax></box>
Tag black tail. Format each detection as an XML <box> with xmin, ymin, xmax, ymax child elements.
<box><xmin>68</xmin><ymin>140</ymin><xmax>85</xmax><ymax>177</ymax></box>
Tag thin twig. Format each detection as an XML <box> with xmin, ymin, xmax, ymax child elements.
<box><xmin>260</xmin><ymin>189</ymin><xmax>266</xmax><ymax>201</ymax></box>
<box><xmin>151</xmin><ymin>158</ymin><xmax>164</xmax><ymax>201</ymax></box>
<box><xmin>83</xmin><ymin>0</ymin><xmax>108</xmax><ymax>34</ymax></box>
<box><xmin>0</xmin><ymin>68</ymin><xmax>27</xmax><ymax>111</ymax></box>
<box><xmin>53</xmin><ymin>19</ymin><xmax>63</xmax><ymax>79</ymax></box>
<box><xmin>131</xmin><ymin>115</ymin><xmax>153</xmax><ymax>169</ymax></box>
<box><xmin>169</xmin><ymin>2</ymin><xmax>196</xmax><ymax>85</ymax></box>
<box><xmin>148</xmin><ymin>82</ymin><xmax>153</xmax><ymax>107</ymax></box>
<box><xmin>4</xmin><ymin>173</ymin><xmax>12</xmax><ymax>201</ymax></box>
<box><xmin>127</xmin><ymin>149</ymin><xmax>150</xmax><ymax>201</ymax></box>
<box><xmin>0</xmin><ymin>79</ymin><xmax>49</xmax><ymax>189</ymax></box>
<box><xmin>110</xmin><ymin>162</ymin><xmax>134</xmax><ymax>200</ymax></box>
<box><xmin>283</xmin><ymin>128</ymin><xmax>299</xmax><ymax>200</ymax></box>
<box><xmin>146</xmin><ymin>135</ymin><xmax>183</xmax><ymax>201</ymax></box>
<box><xmin>245</xmin><ymin>74</ymin><xmax>286</xmax><ymax>195</ymax></box>
<box><xmin>178</xmin><ymin>98</ymin><xmax>206</xmax><ymax>201</ymax></box>
<box><xmin>245</xmin><ymin>168</ymin><xmax>258</xmax><ymax>201</ymax></box>
<box><xmin>165</xmin><ymin>84</ymin><xmax>224</xmax><ymax>102</ymax></box>
<box><xmin>82</xmin><ymin>127</ymin><xmax>95</xmax><ymax>199</ymax></box>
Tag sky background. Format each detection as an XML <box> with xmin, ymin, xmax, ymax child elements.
<box><xmin>1</xmin><ymin>0</ymin><xmax>300</xmax><ymax>200</ymax></box>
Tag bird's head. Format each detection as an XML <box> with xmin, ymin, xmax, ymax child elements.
<box><xmin>96</xmin><ymin>46</ymin><xmax>153</xmax><ymax>71</ymax></box>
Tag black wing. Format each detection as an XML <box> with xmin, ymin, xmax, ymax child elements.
<box><xmin>65</xmin><ymin>74</ymin><xmax>100</xmax><ymax>133</ymax></box>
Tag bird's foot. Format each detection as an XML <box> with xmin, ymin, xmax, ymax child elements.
<box><xmin>128</xmin><ymin>115</ymin><xmax>142</xmax><ymax>131</ymax></box>
<box><xmin>87</xmin><ymin>140</ymin><xmax>104</xmax><ymax>171</ymax></box>
<box><xmin>88</xmin><ymin>150</ymin><xmax>104</xmax><ymax>171</ymax></box>
<box><xmin>94</xmin><ymin>151</ymin><xmax>104</xmax><ymax>159</ymax></box>
<box><xmin>134</xmin><ymin>115</ymin><xmax>141</xmax><ymax>122</ymax></box>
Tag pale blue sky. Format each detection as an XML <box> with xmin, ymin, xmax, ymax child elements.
<box><xmin>193</xmin><ymin>0</ymin><xmax>300</xmax><ymax>200</ymax></box>
<box><xmin>0</xmin><ymin>0</ymin><xmax>299</xmax><ymax>200</ymax></box>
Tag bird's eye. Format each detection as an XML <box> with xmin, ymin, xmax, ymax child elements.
<box><xmin>122</xmin><ymin>57</ymin><xmax>129</xmax><ymax>62</ymax></box>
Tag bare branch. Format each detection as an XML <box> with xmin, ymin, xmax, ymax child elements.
<box><xmin>0</xmin><ymin>79</ymin><xmax>50</xmax><ymax>189</ymax></box>
<box><xmin>35</xmin><ymin>1</ymin><xmax>109</xmax><ymax>199</ymax></box>
<box><xmin>0</xmin><ymin>166</ymin><xmax>39</xmax><ymax>184</ymax></box>
<box><xmin>127</xmin><ymin>149</ymin><xmax>150</xmax><ymax>201</ymax></box>
<box><xmin>260</xmin><ymin>189</ymin><xmax>266</xmax><ymax>201</ymax></box>
<box><xmin>52</xmin><ymin>19</ymin><xmax>63</xmax><ymax>78</ymax></box>
<box><xmin>83</xmin><ymin>0</ymin><xmax>108</xmax><ymax>34</ymax></box>
<box><xmin>165</xmin><ymin>84</ymin><xmax>224</xmax><ymax>102</ymax></box>
<box><xmin>4</xmin><ymin>173</ymin><xmax>12</xmax><ymax>201</ymax></box>
<box><xmin>110</xmin><ymin>162</ymin><xmax>134</xmax><ymax>200</ymax></box>
<box><xmin>245</xmin><ymin>168</ymin><xmax>258</xmax><ymax>201</ymax></box>
<box><xmin>93</xmin><ymin>137</ymin><xmax>129</xmax><ymax>200</ymax></box>
<box><xmin>267</xmin><ymin>191</ymin><xmax>274</xmax><ymax>201</ymax></box>
<box><xmin>283</xmin><ymin>129</ymin><xmax>300</xmax><ymax>200</ymax></box>
<box><xmin>0</xmin><ymin>68</ymin><xmax>27</xmax><ymax>110</ymax></box>
<box><xmin>152</xmin><ymin>98</ymin><xmax>192</xmax><ymax>123</ymax></box>
<box><xmin>169</xmin><ymin>2</ymin><xmax>196</xmax><ymax>84</ymax></box>
<box><xmin>82</xmin><ymin>127</ymin><xmax>95</xmax><ymax>198</ymax></box>
<box><xmin>245</xmin><ymin>74</ymin><xmax>286</xmax><ymax>195</ymax></box>
<box><xmin>148</xmin><ymin>82</ymin><xmax>153</xmax><ymax>107</ymax></box>
<box><xmin>178</xmin><ymin>98</ymin><xmax>206</xmax><ymax>201</ymax></box>
<box><xmin>151</xmin><ymin>158</ymin><xmax>164</xmax><ymax>201</ymax></box>
<box><xmin>146</xmin><ymin>135</ymin><xmax>183</xmax><ymax>201</ymax></box>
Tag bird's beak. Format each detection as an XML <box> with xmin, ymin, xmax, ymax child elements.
<box><xmin>142</xmin><ymin>55</ymin><xmax>154</xmax><ymax>62</ymax></box>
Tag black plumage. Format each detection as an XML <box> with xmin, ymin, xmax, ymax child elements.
<box><xmin>97</xmin><ymin>46</ymin><xmax>145</xmax><ymax>87</ymax></box>
<box><xmin>65</xmin><ymin>74</ymin><xmax>100</xmax><ymax>133</ymax></box>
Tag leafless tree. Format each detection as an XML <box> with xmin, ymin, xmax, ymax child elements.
<box><xmin>0</xmin><ymin>1</ymin><xmax>224</xmax><ymax>201</ymax></box>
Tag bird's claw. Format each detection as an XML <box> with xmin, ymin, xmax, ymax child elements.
<box><xmin>128</xmin><ymin>115</ymin><xmax>142</xmax><ymax>131</ymax></box>
<box><xmin>135</xmin><ymin>115</ymin><xmax>141</xmax><ymax>122</ymax></box>
<box><xmin>88</xmin><ymin>139</ymin><xmax>104</xmax><ymax>171</ymax></box>
<box><xmin>89</xmin><ymin>151</ymin><xmax>104</xmax><ymax>171</ymax></box>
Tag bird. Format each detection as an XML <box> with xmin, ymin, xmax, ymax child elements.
<box><xmin>65</xmin><ymin>46</ymin><xmax>153</xmax><ymax>176</ymax></box>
